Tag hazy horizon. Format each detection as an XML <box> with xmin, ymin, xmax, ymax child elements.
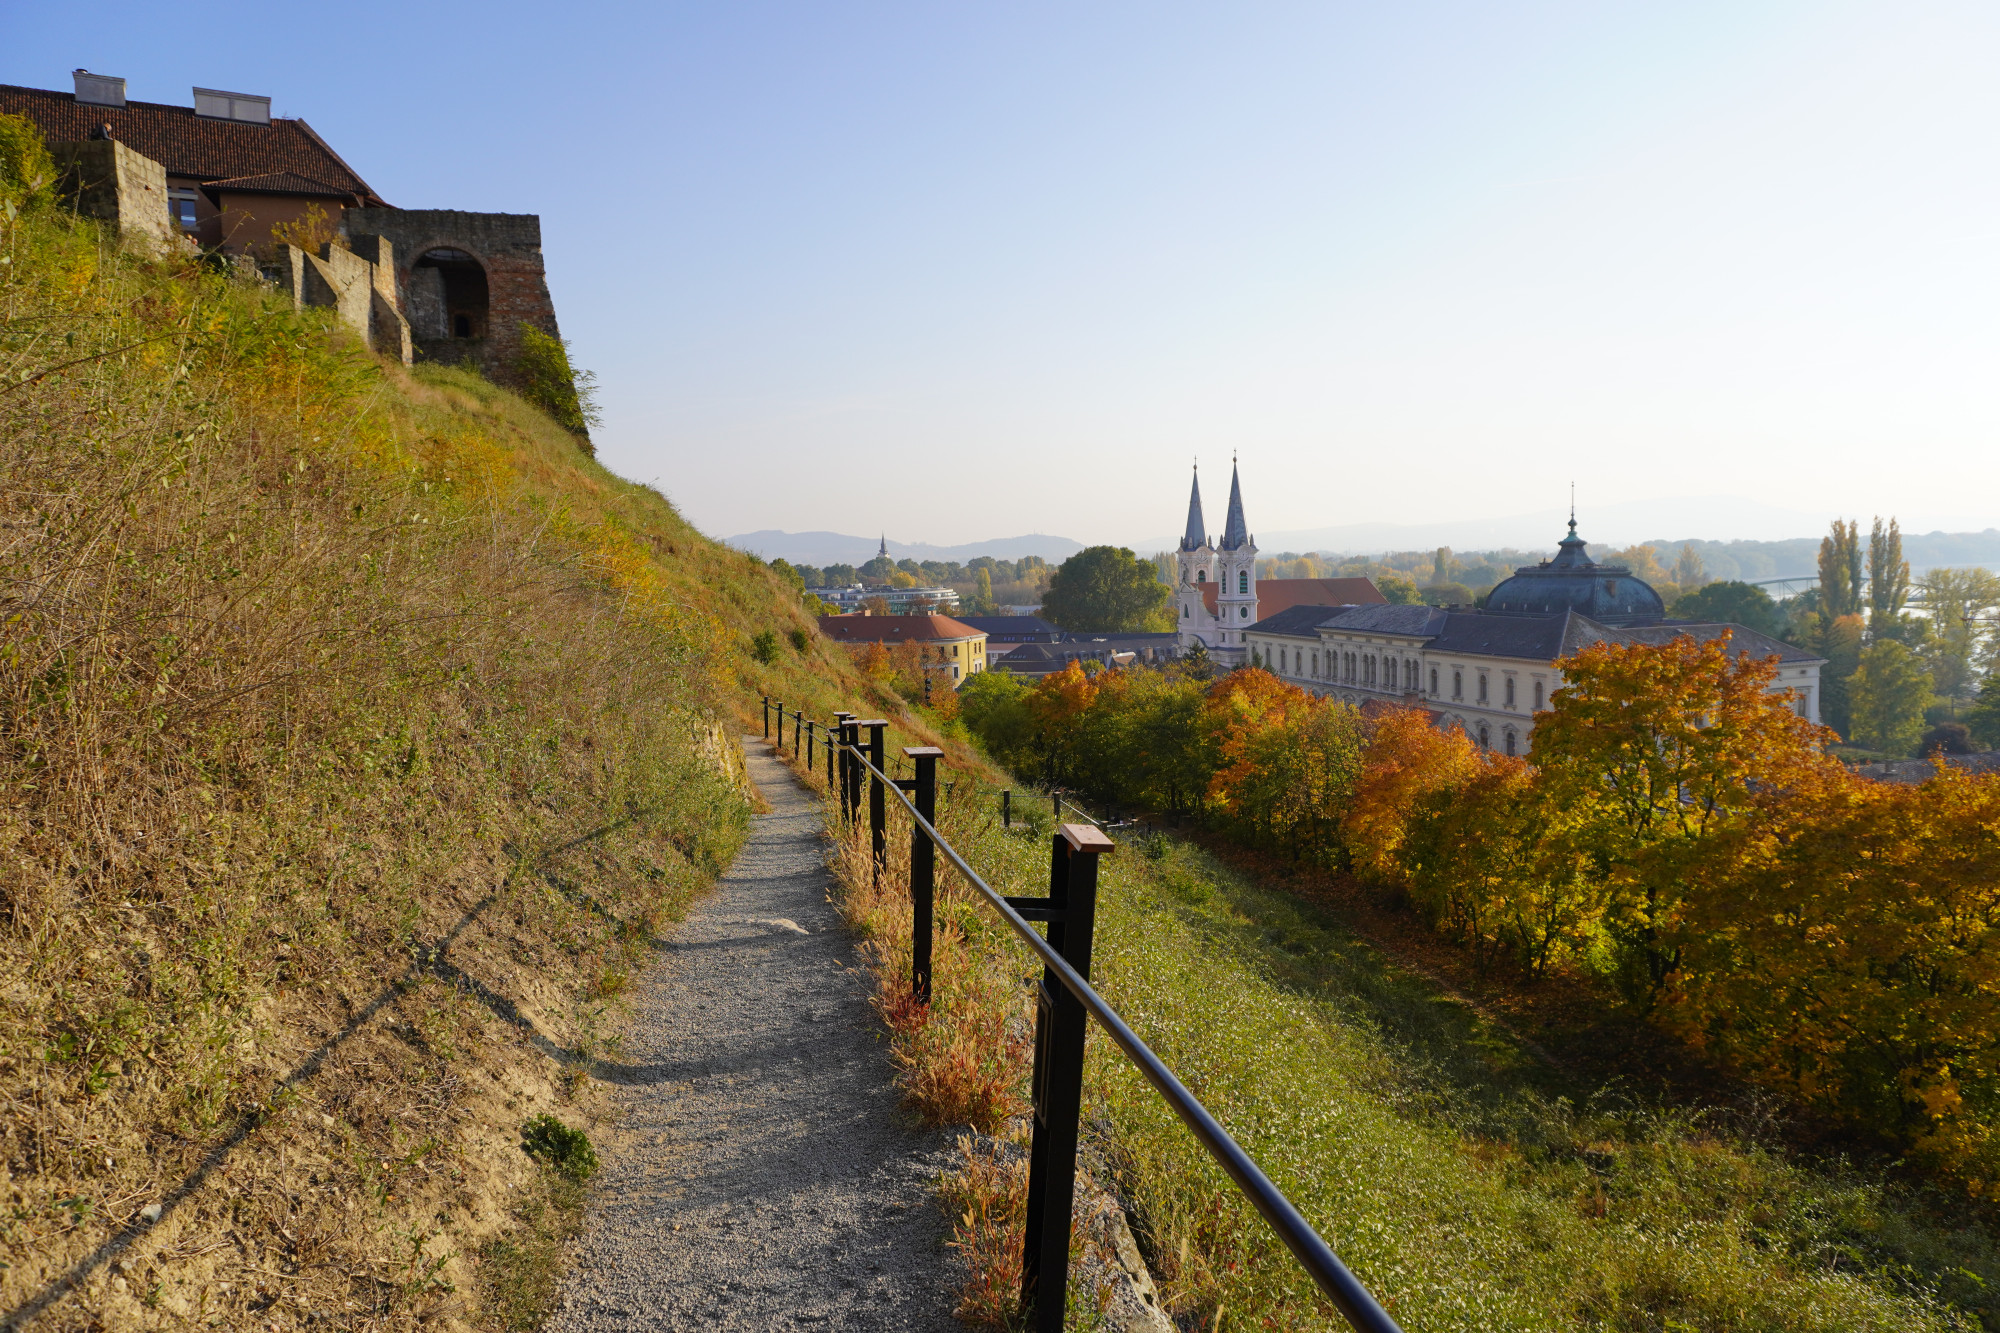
<box><xmin>13</xmin><ymin>3</ymin><xmax>1996</xmax><ymax>549</ymax></box>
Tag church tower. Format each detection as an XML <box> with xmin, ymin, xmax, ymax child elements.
<box><xmin>1174</xmin><ymin>466</ymin><xmax>1213</xmax><ymax>653</ymax></box>
<box><xmin>1173</xmin><ymin>461</ymin><xmax>1256</xmax><ymax>664</ymax></box>
<box><xmin>1213</xmin><ymin>461</ymin><xmax>1257</xmax><ymax>659</ymax></box>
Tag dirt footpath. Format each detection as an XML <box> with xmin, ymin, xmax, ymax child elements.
<box><xmin>546</xmin><ymin>741</ymin><xmax>961</xmax><ymax>1332</ymax></box>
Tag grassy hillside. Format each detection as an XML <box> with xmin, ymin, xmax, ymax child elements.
<box><xmin>0</xmin><ymin>162</ymin><xmax>952</xmax><ymax>1330</ymax></box>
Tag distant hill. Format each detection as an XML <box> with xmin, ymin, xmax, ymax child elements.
<box><xmin>726</xmin><ymin>529</ymin><xmax>1085</xmax><ymax>566</ymax></box>
<box><xmin>1642</xmin><ymin>531</ymin><xmax>2000</xmax><ymax>584</ymax></box>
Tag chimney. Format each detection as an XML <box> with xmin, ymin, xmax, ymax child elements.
<box><xmin>193</xmin><ymin>87</ymin><xmax>271</xmax><ymax>125</ymax></box>
<box><xmin>73</xmin><ymin>69</ymin><xmax>126</xmax><ymax>108</ymax></box>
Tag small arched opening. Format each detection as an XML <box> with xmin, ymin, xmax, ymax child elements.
<box><xmin>410</xmin><ymin>248</ymin><xmax>489</xmax><ymax>342</ymax></box>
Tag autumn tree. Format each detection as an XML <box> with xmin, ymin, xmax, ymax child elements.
<box><xmin>1917</xmin><ymin>567</ymin><xmax>2000</xmax><ymax>702</ymax></box>
<box><xmin>1041</xmin><ymin>545</ymin><xmax>1171</xmax><ymax>632</ymax></box>
<box><xmin>1531</xmin><ymin>632</ymin><xmax>1838</xmax><ymax>1007</ymax></box>
<box><xmin>1849</xmin><ymin>639</ymin><xmax>1934</xmax><ymax>756</ymax></box>
<box><xmin>1967</xmin><ymin>673</ymin><xmax>2000</xmax><ymax>750</ymax></box>
<box><xmin>1818</xmin><ymin>519</ymin><xmax>1863</xmax><ymax>619</ymax></box>
<box><xmin>1671</xmin><ymin>543</ymin><xmax>1707</xmax><ymax>590</ymax></box>
<box><xmin>1867</xmin><ymin>515</ymin><xmax>1910</xmax><ymax>639</ymax></box>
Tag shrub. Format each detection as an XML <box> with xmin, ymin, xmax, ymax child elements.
<box><xmin>751</xmin><ymin>629</ymin><xmax>780</xmax><ymax>665</ymax></box>
<box><xmin>513</xmin><ymin>322</ymin><xmax>601</xmax><ymax>443</ymax></box>
<box><xmin>0</xmin><ymin>112</ymin><xmax>54</xmax><ymax>210</ymax></box>
<box><xmin>788</xmin><ymin>627</ymin><xmax>810</xmax><ymax>654</ymax></box>
<box><xmin>520</xmin><ymin>1114</ymin><xmax>600</xmax><ymax>1182</ymax></box>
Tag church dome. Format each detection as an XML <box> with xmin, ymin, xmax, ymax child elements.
<box><xmin>1483</xmin><ymin>520</ymin><xmax>1665</xmax><ymax>626</ymax></box>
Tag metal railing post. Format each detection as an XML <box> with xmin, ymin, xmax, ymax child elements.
<box><xmin>1053</xmin><ymin>791</ymin><xmax>1062</xmax><ymax>821</ymax></box>
<box><xmin>905</xmin><ymin>746</ymin><xmax>942</xmax><ymax>1003</ymax></box>
<box><xmin>762</xmin><ymin>694</ymin><xmax>770</xmax><ymax>739</ymax></box>
<box><xmin>774</xmin><ymin>699</ymin><xmax>784</xmax><ymax>749</ymax></box>
<box><xmin>793</xmin><ymin>710</ymin><xmax>802</xmax><ymax>760</ymax></box>
<box><xmin>1021</xmin><ymin>822</ymin><xmax>1114</xmax><ymax>1332</ymax></box>
<box><xmin>1003</xmin><ymin>789</ymin><xmax>1011</xmax><ymax>829</ymax></box>
<box><xmin>861</xmin><ymin>720</ymin><xmax>888</xmax><ymax>877</ymax></box>
<box><xmin>806</xmin><ymin>719</ymin><xmax>816</xmax><ymax>773</ymax></box>
<box><xmin>831</xmin><ymin>713</ymin><xmax>854</xmax><ymax>820</ymax></box>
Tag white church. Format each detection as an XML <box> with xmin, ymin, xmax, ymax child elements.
<box><xmin>1175</xmin><ymin>464</ymin><xmax>1824</xmax><ymax>756</ymax></box>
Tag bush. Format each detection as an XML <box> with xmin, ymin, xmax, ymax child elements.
<box><xmin>0</xmin><ymin>112</ymin><xmax>54</xmax><ymax>210</ymax></box>
<box><xmin>513</xmin><ymin>322</ymin><xmax>601</xmax><ymax>444</ymax></box>
<box><xmin>751</xmin><ymin>629</ymin><xmax>780</xmax><ymax>665</ymax></box>
<box><xmin>788</xmin><ymin>627</ymin><xmax>810</xmax><ymax>654</ymax></box>
<box><xmin>520</xmin><ymin>1114</ymin><xmax>599</xmax><ymax>1182</ymax></box>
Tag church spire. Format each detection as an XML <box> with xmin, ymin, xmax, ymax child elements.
<box><xmin>1180</xmin><ymin>464</ymin><xmax>1207</xmax><ymax>551</ymax></box>
<box><xmin>878</xmin><ymin>533</ymin><xmax>889</xmax><ymax>559</ymax></box>
<box><xmin>1219</xmin><ymin>458</ymin><xmax>1250</xmax><ymax>550</ymax></box>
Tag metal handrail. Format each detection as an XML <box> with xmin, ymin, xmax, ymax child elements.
<box><xmin>830</xmin><ymin>732</ymin><xmax>1401</xmax><ymax>1333</ymax></box>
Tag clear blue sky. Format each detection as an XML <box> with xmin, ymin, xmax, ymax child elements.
<box><xmin>11</xmin><ymin>3</ymin><xmax>1998</xmax><ymax>551</ymax></box>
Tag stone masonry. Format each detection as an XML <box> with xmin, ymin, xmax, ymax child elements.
<box><xmin>50</xmin><ymin>139</ymin><xmax>173</xmax><ymax>252</ymax></box>
<box><xmin>277</xmin><ymin>238</ymin><xmax>413</xmax><ymax>365</ymax></box>
<box><xmin>340</xmin><ymin>208</ymin><xmax>564</xmax><ymax>388</ymax></box>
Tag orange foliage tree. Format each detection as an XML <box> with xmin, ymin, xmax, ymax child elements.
<box><xmin>1529</xmin><ymin>632</ymin><xmax>1837</xmax><ymax>1006</ymax></box>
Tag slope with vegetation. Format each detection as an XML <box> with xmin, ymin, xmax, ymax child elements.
<box><xmin>0</xmin><ymin>115</ymin><xmax>930</xmax><ymax>1331</ymax></box>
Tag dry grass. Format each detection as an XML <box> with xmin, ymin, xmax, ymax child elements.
<box><xmin>0</xmin><ymin>202</ymin><xmax>781</xmax><ymax>1328</ymax></box>
<box><xmin>938</xmin><ymin>1134</ymin><xmax>1028</xmax><ymax>1329</ymax></box>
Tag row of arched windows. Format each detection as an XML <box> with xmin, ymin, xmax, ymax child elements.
<box><xmin>1265</xmin><ymin>642</ymin><xmax>1550</xmax><ymax>721</ymax></box>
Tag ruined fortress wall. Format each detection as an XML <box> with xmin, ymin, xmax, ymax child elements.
<box><xmin>341</xmin><ymin>209</ymin><xmax>563</xmax><ymax>387</ymax></box>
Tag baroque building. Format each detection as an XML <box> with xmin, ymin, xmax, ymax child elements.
<box><xmin>1241</xmin><ymin>513</ymin><xmax>1824</xmax><ymax>754</ymax></box>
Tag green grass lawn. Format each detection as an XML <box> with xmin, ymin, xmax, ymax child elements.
<box><xmin>945</xmin><ymin>797</ymin><xmax>1998</xmax><ymax>1331</ymax></box>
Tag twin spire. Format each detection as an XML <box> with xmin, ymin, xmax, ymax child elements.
<box><xmin>1180</xmin><ymin>460</ymin><xmax>1251</xmax><ymax>552</ymax></box>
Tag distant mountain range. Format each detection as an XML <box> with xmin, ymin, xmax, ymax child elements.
<box><xmin>725</xmin><ymin>530</ymin><xmax>1085</xmax><ymax>566</ymax></box>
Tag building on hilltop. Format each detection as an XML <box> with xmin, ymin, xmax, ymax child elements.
<box><xmin>1242</xmin><ymin>516</ymin><xmax>1824</xmax><ymax>755</ymax></box>
<box><xmin>2</xmin><ymin>70</ymin><xmax>572</xmax><ymax>396</ymax></box>
<box><xmin>1174</xmin><ymin>461</ymin><xmax>1386</xmax><ymax>667</ymax></box>
<box><xmin>816</xmin><ymin>614</ymin><xmax>987</xmax><ymax>682</ymax></box>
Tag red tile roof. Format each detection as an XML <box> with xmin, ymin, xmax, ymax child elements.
<box><xmin>0</xmin><ymin>83</ymin><xmax>384</xmax><ymax>204</ymax></box>
<box><xmin>816</xmin><ymin>614</ymin><xmax>986</xmax><ymax>644</ymax></box>
<box><xmin>1200</xmin><ymin>577</ymin><xmax>1386</xmax><ymax>618</ymax></box>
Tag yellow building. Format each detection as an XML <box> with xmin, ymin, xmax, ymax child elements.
<box><xmin>816</xmin><ymin>614</ymin><xmax>987</xmax><ymax>681</ymax></box>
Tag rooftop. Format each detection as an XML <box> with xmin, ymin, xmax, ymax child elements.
<box><xmin>816</xmin><ymin>614</ymin><xmax>985</xmax><ymax>644</ymax></box>
<box><xmin>0</xmin><ymin>81</ymin><xmax>384</xmax><ymax>204</ymax></box>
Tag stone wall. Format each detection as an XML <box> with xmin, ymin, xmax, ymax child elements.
<box><xmin>278</xmin><ymin>240</ymin><xmax>413</xmax><ymax>365</ymax></box>
<box><xmin>51</xmin><ymin>140</ymin><xmax>173</xmax><ymax>252</ymax></box>
<box><xmin>340</xmin><ymin>209</ymin><xmax>564</xmax><ymax>390</ymax></box>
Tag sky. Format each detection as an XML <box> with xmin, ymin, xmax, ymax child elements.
<box><xmin>11</xmin><ymin>2</ymin><xmax>1998</xmax><ymax>553</ymax></box>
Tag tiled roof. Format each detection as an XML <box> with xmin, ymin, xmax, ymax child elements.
<box><xmin>952</xmin><ymin>616</ymin><xmax>1061</xmax><ymax>641</ymax></box>
<box><xmin>0</xmin><ymin>83</ymin><xmax>384</xmax><ymax>204</ymax></box>
<box><xmin>816</xmin><ymin>614</ymin><xmax>985</xmax><ymax>643</ymax></box>
<box><xmin>1247</xmin><ymin>604</ymin><xmax>1348</xmax><ymax>637</ymax></box>
<box><xmin>1615</xmin><ymin>621</ymin><xmax>1824</xmax><ymax>664</ymax></box>
<box><xmin>1200</xmin><ymin>577</ymin><xmax>1385</xmax><ymax>617</ymax></box>
<box><xmin>1317</xmin><ymin>604</ymin><xmax>1451</xmax><ymax>638</ymax></box>
<box><xmin>204</xmin><ymin>170</ymin><xmax>356</xmax><ymax>198</ymax></box>
<box><xmin>1428</xmin><ymin>610</ymin><xmax>1603</xmax><ymax>660</ymax></box>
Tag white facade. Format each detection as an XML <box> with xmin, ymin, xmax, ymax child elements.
<box><xmin>1249</xmin><ymin>608</ymin><xmax>1822</xmax><ymax>757</ymax></box>
<box><xmin>1175</xmin><ymin>463</ymin><xmax>1258</xmax><ymax>666</ymax></box>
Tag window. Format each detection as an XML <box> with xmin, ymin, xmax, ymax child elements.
<box><xmin>1240</xmin><ymin>606</ymin><xmax>1248</xmax><ymax>618</ymax></box>
<box><xmin>1238</xmin><ymin>570</ymin><xmax>1249</xmax><ymax>594</ymax></box>
<box><xmin>1452</xmin><ymin>669</ymin><xmax>1462</xmax><ymax>699</ymax></box>
<box><xmin>169</xmin><ymin>188</ymin><xmax>200</xmax><ymax>231</ymax></box>
<box><xmin>1196</xmin><ymin>570</ymin><xmax>1206</xmax><ymax>582</ymax></box>
<box><xmin>1430</xmin><ymin>666</ymin><xmax>1438</xmax><ymax>695</ymax></box>
<box><xmin>1478</xmin><ymin>722</ymin><xmax>1491</xmax><ymax>749</ymax></box>
<box><xmin>1478</xmin><ymin>674</ymin><xmax>1488</xmax><ymax>703</ymax></box>
<box><xmin>1182</xmin><ymin>604</ymin><xmax>1189</xmax><ymax>618</ymax></box>
<box><xmin>1505</xmin><ymin>677</ymin><xmax>1515</xmax><ymax>707</ymax></box>
<box><xmin>1533</xmin><ymin>680</ymin><xmax>1544</xmax><ymax>710</ymax></box>
<box><xmin>1504</xmin><ymin>729</ymin><xmax>1517</xmax><ymax>756</ymax></box>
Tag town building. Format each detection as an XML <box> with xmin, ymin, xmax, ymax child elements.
<box><xmin>816</xmin><ymin>614</ymin><xmax>988</xmax><ymax>682</ymax></box>
<box><xmin>1243</xmin><ymin>517</ymin><xmax>1824</xmax><ymax>754</ymax></box>
<box><xmin>994</xmin><ymin>633</ymin><xmax>1181</xmax><ymax>678</ymax></box>
<box><xmin>1174</xmin><ymin>461</ymin><xmax>1385</xmax><ymax>667</ymax></box>
<box><xmin>809</xmin><ymin>584</ymin><xmax>962</xmax><ymax>615</ymax></box>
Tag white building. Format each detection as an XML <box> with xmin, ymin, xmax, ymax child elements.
<box><xmin>1242</xmin><ymin>518</ymin><xmax>1824</xmax><ymax>755</ymax></box>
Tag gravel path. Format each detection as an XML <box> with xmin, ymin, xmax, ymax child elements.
<box><xmin>547</xmin><ymin>739</ymin><xmax>962</xmax><ymax>1332</ymax></box>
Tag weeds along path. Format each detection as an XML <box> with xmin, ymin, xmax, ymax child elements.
<box><xmin>547</xmin><ymin>740</ymin><xmax>961</xmax><ymax>1331</ymax></box>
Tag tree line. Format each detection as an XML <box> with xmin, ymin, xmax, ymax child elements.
<box><xmin>959</xmin><ymin>646</ymin><xmax>2000</xmax><ymax>1187</ymax></box>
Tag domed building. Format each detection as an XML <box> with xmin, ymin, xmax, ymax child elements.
<box><xmin>1483</xmin><ymin>518</ymin><xmax>1666</xmax><ymax>626</ymax></box>
<box><xmin>1228</xmin><ymin>496</ymin><xmax>1826</xmax><ymax>755</ymax></box>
